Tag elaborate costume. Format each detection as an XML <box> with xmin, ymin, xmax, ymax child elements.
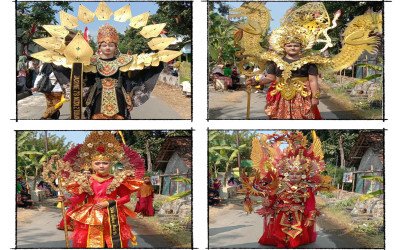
<box><xmin>241</xmin><ymin>131</ymin><xmax>331</xmax><ymax>248</ymax></box>
<box><xmin>231</xmin><ymin>2</ymin><xmax>382</xmax><ymax>119</ymax></box>
<box><xmin>134</xmin><ymin>177</ymin><xmax>155</xmax><ymax>216</ymax></box>
<box><xmin>31</xmin><ymin>2</ymin><xmax>182</xmax><ymax>119</ymax></box>
<box><xmin>43</xmin><ymin>131</ymin><xmax>146</xmax><ymax>248</ymax></box>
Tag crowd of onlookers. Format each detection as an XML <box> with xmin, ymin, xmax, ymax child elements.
<box><xmin>208</xmin><ymin>176</ymin><xmax>242</xmax><ymax>206</ymax></box>
<box><xmin>211</xmin><ymin>63</ymin><xmax>241</xmax><ymax>91</ymax></box>
<box><xmin>16</xmin><ymin>176</ymin><xmax>57</xmax><ymax>208</ymax></box>
<box><xmin>17</xmin><ymin>55</ymin><xmax>42</xmax><ymax>97</ymax></box>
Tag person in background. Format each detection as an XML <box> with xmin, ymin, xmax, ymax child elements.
<box><xmin>134</xmin><ymin>176</ymin><xmax>155</xmax><ymax>217</ymax></box>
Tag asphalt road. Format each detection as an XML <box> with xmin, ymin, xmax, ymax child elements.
<box><xmin>16</xmin><ymin>93</ymin><xmax>181</xmax><ymax>120</ymax></box>
<box><xmin>209</xmin><ymin>204</ymin><xmax>363</xmax><ymax>248</ymax></box>
<box><xmin>16</xmin><ymin>205</ymin><xmax>167</xmax><ymax>248</ymax></box>
<box><xmin>209</xmin><ymin>88</ymin><xmax>341</xmax><ymax>120</ymax></box>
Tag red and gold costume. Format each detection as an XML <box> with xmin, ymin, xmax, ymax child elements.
<box><xmin>57</xmin><ymin>131</ymin><xmax>145</xmax><ymax>248</ymax></box>
<box><xmin>231</xmin><ymin>2</ymin><xmax>382</xmax><ymax>120</ymax></box>
<box><xmin>241</xmin><ymin>131</ymin><xmax>330</xmax><ymax>248</ymax></box>
<box><xmin>134</xmin><ymin>177</ymin><xmax>155</xmax><ymax>216</ymax></box>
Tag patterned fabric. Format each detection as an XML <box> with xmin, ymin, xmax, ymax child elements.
<box><xmin>43</xmin><ymin>92</ymin><xmax>63</xmax><ymax>119</ymax></box>
<box><xmin>266</xmin><ymin>80</ymin><xmax>321</xmax><ymax>119</ymax></box>
<box><xmin>100</xmin><ymin>78</ymin><xmax>119</xmax><ymax>117</ymax></box>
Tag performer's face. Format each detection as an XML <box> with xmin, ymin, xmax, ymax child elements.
<box><xmin>92</xmin><ymin>161</ymin><xmax>110</xmax><ymax>176</ymax></box>
<box><xmin>284</xmin><ymin>43</ymin><xmax>301</xmax><ymax>56</ymax></box>
<box><xmin>99</xmin><ymin>42</ymin><xmax>117</xmax><ymax>57</ymax></box>
<box><xmin>288</xmin><ymin>171</ymin><xmax>302</xmax><ymax>184</ymax></box>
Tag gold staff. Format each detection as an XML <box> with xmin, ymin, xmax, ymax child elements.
<box><xmin>42</xmin><ymin>156</ymin><xmax>71</xmax><ymax>248</ymax></box>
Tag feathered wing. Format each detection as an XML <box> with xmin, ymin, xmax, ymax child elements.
<box><xmin>329</xmin><ymin>11</ymin><xmax>382</xmax><ymax>72</ymax></box>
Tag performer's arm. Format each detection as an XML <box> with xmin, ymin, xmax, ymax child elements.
<box><xmin>114</xmin><ymin>184</ymin><xmax>132</xmax><ymax>205</ymax></box>
<box><xmin>308</xmin><ymin>64</ymin><xmax>320</xmax><ymax>106</ymax></box>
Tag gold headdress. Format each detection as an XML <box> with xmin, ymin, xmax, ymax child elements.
<box><xmin>97</xmin><ymin>23</ymin><xmax>119</xmax><ymax>45</ymax></box>
<box><xmin>269</xmin><ymin>25</ymin><xmax>314</xmax><ymax>54</ymax></box>
<box><xmin>78</xmin><ymin>131</ymin><xmax>123</xmax><ymax>166</ymax></box>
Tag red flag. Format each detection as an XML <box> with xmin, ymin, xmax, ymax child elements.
<box><xmin>30</xmin><ymin>24</ymin><xmax>36</xmax><ymax>35</ymax></box>
<box><xmin>83</xmin><ymin>27</ymin><xmax>90</xmax><ymax>42</ymax></box>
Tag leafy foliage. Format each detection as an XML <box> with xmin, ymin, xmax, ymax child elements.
<box><xmin>17</xmin><ymin>131</ymin><xmax>71</xmax><ymax>184</ymax></box>
<box><xmin>166</xmin><ymin>176</ymin><xmax>191</xmax><ymax>202</ymax></box>
<box><xmin>208</xmin><ymin>8</ymin><xmax>238</xmax><ymax>65</ymax></box>
<box><xmin>16</xmin><ymin>2</ymin><xmax>72</xmax><ymax>55</ymax></box>
<box><xmin>151</xmin><ymin>1</ymin><xmax>192</xmax><ymax>42</ymax></box>
<box><xmin>118</xmin><ymin>29</ymin><xmax>150</xmax><ymax>54</ymax></box>
<box><xmin>208</xmin><ymin>131</ymin><xmax>253</xmax><ymax>184</ymax></box>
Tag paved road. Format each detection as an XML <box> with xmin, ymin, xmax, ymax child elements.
<box><xmin>17</xmin><ymin>205</ymin><xmax>166</xmax><ymax>248</ymax></box>
<box><xmin>209</xmin><ymin>204</ymin><xmax>362</xmax><ymax>248</ymax></box>
<box><xmin>209</xmin><ymin>88</ymin><xmax>340</xmax><ymax>120</ymax></box>
<box><xmin>17</xmin><ymin>93</ymin><xmax>181</xmax><ymax>120</ymax></box>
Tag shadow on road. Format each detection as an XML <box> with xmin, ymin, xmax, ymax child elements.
<box><xmin>209</xmin><ymin>224</ymin><xmax>251</xmax><ymax>237</ymax></box>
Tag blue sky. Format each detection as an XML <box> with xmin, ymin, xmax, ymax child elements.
<box><xmin>48</xmin><ymin>131</ymin><xmax>90</xmax><ymax>144</ymax></box>
<box><xmin>225</xmin><ymin>2</ymin><xmax>294</xmax><ymax>30</ymax></box>
<box><xmin>54</xmin><ymin>1</ymin><xmax>159</xmax><ymax>41</ymax></box>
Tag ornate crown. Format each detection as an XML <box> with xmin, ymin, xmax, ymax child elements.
<box><xmin>269</xmin><ymin>25</ymin><xmax>314</xmax><ymax>54</ymax></box>
<box><xmin>97</xmin><ymin>24</ymin><xmax>119</xmax><ymax>45</ymax></box>
<box><xmin>78</xmin><ymin>131</ymin><xmax>123</xmax><ymax>166</ymax></box>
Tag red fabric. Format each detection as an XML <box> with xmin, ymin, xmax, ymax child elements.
<box><xmin>258</xmin><ymin>188</ymin><xmax>317</xmax><ymax>248</ymax></box>
<box><xmin>266</xmin><ymin>81</ymin><xmax>320</xmax><ymax>120</ymax></box>
<box><xmin>134</xmin><ymin>195</ymin><xmax>154</xmax><ymax>216</ymax></box>
<box><xmin>67</xmin><ymin>176</ymin><xmax>139</xmax><ymax>248</ymax></box>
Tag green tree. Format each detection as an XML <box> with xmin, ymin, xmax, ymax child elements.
<box><xmin>118</xmin><ymin>29</ymin><xmax>150</xmax><ymax>54</ymax></box>
<box><xmin>120</xmin><ymin>131</ymin><xmax>169</xmax><ymax>172</ymax></box>
<box><xmin>16</xmin><ymin>2</ymin><xmax>72</xmax><ymax>55</ymax></box>
<box><xmin>151</xmin><ymin>2</ymin><xmax>192</xmax><ymax>42</ymax></box>
<box><xmin>208</xmin><ymin>131</ymin><xmax>253</xmax><ymax>185</ymax></box>
<box><xmin>17</xmin><ymin>131</ymin><xmax>71</xmax><ymax>189</ymax></box>
<box><xmin>208</xmin><ymin>11</ymin><xmax>238</xmax><ymax>65</ymax></box>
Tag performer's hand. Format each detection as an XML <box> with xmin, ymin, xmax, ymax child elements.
<box><xmin>58</xmin><ymin>195</ymin><xmax>71</xmax><ymax>206</ymax></box>
<box><xmin>246</xmin><ymin>78</ymin><xmax>254</xmax><ymax>86</ymax></box>
<box><xmin>31</xmin><ymin>87</ymin><xmax>37</xmax><ymax>93</ymax></box>
<box><xmin>304</xmin><ymin>218</ymin><xmax>314</xmax><ymax>227</ymax></box>
<box><xmin>311</xmin><ymin>97</ymin><xmax>319</xmax><ymax>106</ymax></box>
<box><xmin>93</xmin><ymin>201</ymin><xmax>109</xmax><ymax>210</ymax></box>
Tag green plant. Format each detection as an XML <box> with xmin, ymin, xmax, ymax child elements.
<box><xmin>333</xmin><ymin>196</ymin><xmax>358</xmax><ymax>210</ymax></box>
<box><xmin>166</xmin><ymin>177</ymin><xmax>192</xmax><ymax>202</ymax></box>
<box><xmin>359</xmin><ymin>175</ymin><xmax>383</xmax><ymax>201</ymax></box>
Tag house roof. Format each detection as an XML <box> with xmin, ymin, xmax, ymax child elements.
<box><xmin>347</xmin><ymin>131</ymin><xmax>384</xmax><ymax>167</ymax></box>
<box><xmin>155</xmin><ymin>136</ymin><xmax>192</xmax><ymax>171</ymax></box>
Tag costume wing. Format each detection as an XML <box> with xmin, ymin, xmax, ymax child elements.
<box><xmin>229</xmin><ymin>2</ymin><xmax>271</xmax><ymax>76</ymax></box>
<box><xmin>329</xmin><ymin>11</ymin><xmax>382</xmax><ymax>72</ymax></box>
<box><xmin>78</xmin><ymin>4</ymin><xmax>95</xmax><ymax>24</ymax></box>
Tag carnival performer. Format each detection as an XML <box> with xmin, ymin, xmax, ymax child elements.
<box><xmin>234</xmin><ymin>2</ymin><xmax>382</xmax><ymax>119</ymax></box>
<box><xmin>134</xmin><ymin>176</ymin><xmax>155</xmax><ymax>217</ymax></box>
<box><xmin>30</xmin><ymin>2</ymin><xmax>183</xmax><ymax>120</ymax></box>
<box><xmin>84</xmin><ymin>24</ymin><xmax>163</xmax><ymax>120</ymax></box>
<box><xmin>56</xmin><ymin>131</ymin><xmax>145</xmax><ymax>248</ymax></box>
<box><xmin>241</xmin><ymin>131</ymin><xmax>328</xmax><ymax>248</ymax></box>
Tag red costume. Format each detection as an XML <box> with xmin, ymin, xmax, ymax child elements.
<box><xmin>66</xmin><ymin>175</ymin><xmax>142</xmax><ymax>248</ymax></box>
<box><xmin>56</xmin><ymin>131</ymin><xmax>145</xmax><ymax>248</ymax></box>
<box><xmin>241</xmin><ymin>131</ymin><xmax>327</xmax><ymax>248</ymax></box>
<box><xmin>134</xmin><ymin>179</ymin><xmax>155</xmax><ymax>216</ymax></box>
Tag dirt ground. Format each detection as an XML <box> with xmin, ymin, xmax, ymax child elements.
<box><xmin>152</xmin><ymin>82</ymin><xmax>192</xmax><ymax>119</ymax></box>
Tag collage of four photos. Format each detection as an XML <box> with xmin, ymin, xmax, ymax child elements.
<box><xmin>12</xmin><ymin>0</ymin><xmax>388</xmax><ymax>249</ymax></box>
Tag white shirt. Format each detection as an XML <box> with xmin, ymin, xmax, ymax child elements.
<box><xmin>33</xmin><ymin>65</ymin><xmax>63</xmax><ymax>93</ymax></box>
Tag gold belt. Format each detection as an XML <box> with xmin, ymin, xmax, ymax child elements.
<box><xmin>101</xmin><ymin>78</ymin><xmax>119</xmax><ymax>117</ymax></box>
<box><xmin>270</xmin><ymin>77</ymin><xmax>310</xmax><ymax>101</ymax></box>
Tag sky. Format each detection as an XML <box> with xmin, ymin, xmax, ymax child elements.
<box><xmin>224</xmin><ymin>2</ymin><xmax>295</xmax><ymax>30</ymax></box>
<box><xmin>53</xmin><ymin>1</ymin><xmax>159</xmax><ymax>41</ymax></box>
<box><xmin>48</xmin><ymin>131</ymin><xmax>90</xmax><ymax>144</ymax></box>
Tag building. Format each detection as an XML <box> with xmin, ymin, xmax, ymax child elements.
<box><xmin>154</xmin><ymin>136</ymin><xmax>192</xmax><ymax>196</ymax></box>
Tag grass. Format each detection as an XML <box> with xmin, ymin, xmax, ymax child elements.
<box><xmin>317</xmin><ymin>194</ymin><xmax>384</xmax><ymax>248</ymax></box>
<box><xmin>141</xmin><ymin>215</ymin><xmax>192</xmax><ymax>248</ymax></box>
<box><xmin>320</xmin><ymin>74</ymin><xmax>383</xmax><ymax>119</ymax></box>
